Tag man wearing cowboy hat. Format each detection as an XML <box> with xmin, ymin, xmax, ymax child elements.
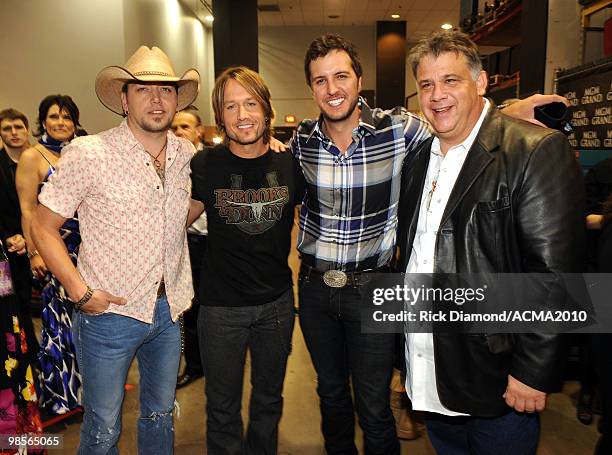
<box><xmin>32</xmin><ymin>46</ymin><xmax>200</xmax><ymax>454</ymax></box>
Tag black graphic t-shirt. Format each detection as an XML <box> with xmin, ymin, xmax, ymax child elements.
<box><xmin>191</xmin><ymin>145</ymin><xmax>305</xmax><ymax>306</ymax></box>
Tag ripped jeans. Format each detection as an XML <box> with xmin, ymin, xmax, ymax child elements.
<box><xmin>72</xmin><ymin>295</ymin><xmax>181</xmax><ymax>454</ymax></box>
<box><xmin>198</xmin><ymin>288</ymin><xmax>295</xmax><ymax>455</ymax></box>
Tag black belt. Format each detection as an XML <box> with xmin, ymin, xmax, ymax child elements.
<box><xmin>299</xmin><ymin>264</ymin><xmax>390</xmax><ymax>288</ymax></box>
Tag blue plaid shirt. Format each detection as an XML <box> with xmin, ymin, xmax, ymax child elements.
<box><xmin>291</xmin><ymin>99</ymin><xmax>432</xmax><ymax>272</ymax></box>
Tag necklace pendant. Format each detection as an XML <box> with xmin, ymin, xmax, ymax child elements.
<box><xmin>153</xmin><ymin>159</ymin><xmax>165</xmax><ymax>183</ymax></box>
<box><xmin>147</xmin><ymin>141</ymin><xmax>167</xmax><ymax>184</ymax></box>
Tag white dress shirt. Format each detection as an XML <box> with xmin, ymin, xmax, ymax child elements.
<box><xmin>405</xmin><ymin>99</ymin><xmax>490</xmax><ymax>416</ymax></box>
<box><xmin>187</xmin><ymin>211</ymin><xmax>208</xmax><ymax>236</ymax></box>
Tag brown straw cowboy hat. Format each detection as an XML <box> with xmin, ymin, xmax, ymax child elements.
<box><xmin>95</xmin><ymin>46</ymin><xmax>200</xmax><ymax>115</ymax></box>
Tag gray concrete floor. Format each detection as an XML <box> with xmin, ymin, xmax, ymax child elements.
<box><xmin>43</xmin><ymin>224</ymin><xmax>601</xmax><ymax>454</ymax></box>
<box><xmin>51</xmin><ymin>330</ymin><xmax>601</xmax><ymax>454</ymax></box>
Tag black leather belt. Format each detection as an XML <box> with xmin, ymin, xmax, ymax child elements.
<box><xmin>299</xmin><ymin>264</ymin><xmax>390</xmax><ymax>288</ymax></box>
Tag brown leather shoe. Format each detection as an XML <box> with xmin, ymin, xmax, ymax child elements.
<box><xmin>390</xmin><ymin>390</ymin><xmax>419</xmax><ymax>440</ymax></box>
<box><xmin>396</xmin><ymin>407</ymin><xmax>418</xmax><ymax>440</ymax></box>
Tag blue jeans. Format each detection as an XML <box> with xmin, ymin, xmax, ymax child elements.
<box><xmin>72</xmin><ymin>296</ymin><xmax>181</xmax><ymax>455</ymax></box>
<box><xmin>425</xmin><ymin>411</ymin><xmax>539</xmax><ymax>455</ymax></box>
<box><xmin>298</xmin><ymin>276</ymin><xmax>399</xmax><ymax>455</ymax></box>
<box><xmin>198</xmin><ymin>288</ymin><xmax>295</xmax><ymax>455</ymax></box>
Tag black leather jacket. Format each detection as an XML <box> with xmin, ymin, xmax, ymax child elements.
<box><xmin>396</xmin><ymin>105</ymin><xmax>585</xmax><ymax>416</ymax></box>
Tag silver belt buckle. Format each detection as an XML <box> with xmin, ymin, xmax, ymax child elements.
<box><xmin>323</xmin><ymin>270</ymin><xmax>348</xmax><ymax>288</ymax></box>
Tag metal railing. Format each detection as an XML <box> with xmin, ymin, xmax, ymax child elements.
<box><xmin>462</xmin><ymin>0</ymin><xmax>522</xmax><ymax>35</ymax></box>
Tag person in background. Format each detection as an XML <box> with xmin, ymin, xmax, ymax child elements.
<box><xmin>585</xmin><ymin>157</ymin><xmax>612</xmax><ymax>232</ymax></box>
<box><xmin>0</xmin><ymin>109</ymin><xmax>44</xmax><ymax>450</ymax></box>
<box><xmin>584</xmin><ymin>158</ymin><xmax>612</xmax><ymax>451</ymax></box>
<box><xmin>575</xmin><ymin>157</ymin><xmax>612</xmax><ymax>427</ymax></box>
<box><xmin>172</xmin><ymin>108</ymin><xmax>207</xmax><ymax>388</ymax></box>
<box><xmin>15</xmin><ymin>95</ymin><xmax>82</xmax><ymax>415</ymax></box>
<box><xmin>593</xmin><ymin>194</ymin><xmax>612</xmax><ymax>455</ymax></box>
<box><xmin>172</xmin><ymin>108</ymin><xmax>204</xmax><ymax>151</ymax></box>
<box><xmin>0</xmin><ymin>108</ymin><xmax>38</xmax><ymax>358</ymax></box>
<box><xmin>0</xmin><ymin>237</ymin><xmax>44</xmax><ymax>454</ymax></box>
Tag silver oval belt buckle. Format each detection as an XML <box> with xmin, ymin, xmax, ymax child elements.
<box><xmin>323</xmin><ymin>270</ymin><xmax>348</xmax><ymax>288</ymax></box>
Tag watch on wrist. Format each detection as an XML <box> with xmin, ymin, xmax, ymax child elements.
<box><xmin>26</xmin><ymin>250</ymin><xmax>39</xmax><ymax>259</ymax></box>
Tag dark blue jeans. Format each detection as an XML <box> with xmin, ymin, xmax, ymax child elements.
<box><xmin>184</xmin><ymin>233</ymin><xmax>206</xmax><ymax>374</ymax></box>
<box><xmin>198</xmin><ymin>288</ymin><xmax>295</xmax><ymax>455</ymax></box>
<box><xmin>425</xmin><ymin>411</ymin><xmax>539</xmax><ymax>455</ymax></box>
<box><xmin>298</xmin><ymin>276</ymin><xmax>399</xmax><ymax>455</ymax></box>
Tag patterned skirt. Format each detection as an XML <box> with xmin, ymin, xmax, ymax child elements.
<box><xmin>38</xmin><ymin>218</ymin><xmax>82</xmax><ymax>415</ymax></box>
<box><xmin>0</xmin><ymin>293</ymin><xmax>44</xmax><ymax>454</ymax></box>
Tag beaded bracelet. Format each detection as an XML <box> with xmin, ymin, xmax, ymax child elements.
<box><xmin>73</xmin><ymin>286</ymin><xmax>94</xmax><ymax>311</ymax></box>
<box><xmin>26</xmin><ymin>250</ymin><xmax>39</xmax><ymax>259</ymax></box>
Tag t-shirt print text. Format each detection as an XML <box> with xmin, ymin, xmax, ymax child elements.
<box><xmin>214</xmin><ymin>172</ymin><xmax>290</xmax><ymax>235</ymax></box>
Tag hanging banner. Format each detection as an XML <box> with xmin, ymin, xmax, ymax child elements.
<box><xmin>557</xmin><ymin>59</ymin><xmax>612</xmax><ymax>151</ymax></box>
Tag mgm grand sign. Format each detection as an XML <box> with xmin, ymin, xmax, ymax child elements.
<box><xmin>557</xmin><ymin>59</ymin><xmax>612</xmax><ymax>151</ymax></box>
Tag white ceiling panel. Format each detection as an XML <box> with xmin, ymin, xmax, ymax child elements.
<box><xmin>426</xmin><ymin>12</ymin><xmax>458</xmax><ymax>25</ymax></box>
<box><xmin>346</xmin><ymin>0</ymin><xmax>369</xmax><ymax>6</ymax></box>
<box><xmin>324</xmin><ymin>0</ymin><xmax>347</xmax><ymax>8</ymax></box>
<box><xmin>408</xmin><ymin>0</ymin><xmax>436</xmax><ymax>8</ymax></box>
<box><xmin>300</xmin><ymin>0</ymin><xmax>325</xmax><ymax>9</ymax></box>
<box><xmin>404</xmin><ymin>10</ymin><xmax>429</xmax><ymax>22</ymax></box>
<box><xmin>257</xmin><ymin>0</ymin><xmax>460</xmax><ymax>34</ymax></box>
<box><xmin>281</xmin><ymin>12</ymin><xmax>304</xmax><ymax>20</ymax></box>
<box><xmin>435</xmin><ymin>0</ymin><xmax>458</xmax><ymax>8</ymax></box>
<box><xmin>368</xmin><ymin>0</ymin><xmax>394</xmax><ymax>8</ymax></box>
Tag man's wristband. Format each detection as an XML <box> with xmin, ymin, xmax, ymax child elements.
<box><xmin>26</xmin><ymin>250</ymin><xmax>39</xmax><ymax>259</ymax></box>
<box><xmin>73</xmin><ymin>286</ymin><xmax>94</xmax><ymax>311</ymax></box>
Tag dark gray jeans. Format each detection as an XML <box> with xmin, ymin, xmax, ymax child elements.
<box><xmin>198</xmin><ymin>288</ymin><xmax>295</xmax><ymax>455</ymax></box>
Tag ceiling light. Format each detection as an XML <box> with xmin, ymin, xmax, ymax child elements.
<box><xmin>391</xmin><ymin>14</ymin><xmax>400</xmax><ymax>19</ymax></box>
<box><xmin>441</xmin><ymin>23</ymin><xmax>453</xmax><ymax>30</ymax></box>
<box><xmin>205</xmin><ymin>15</ymin><xmax>214</xmax><ymax>22</ymax></box>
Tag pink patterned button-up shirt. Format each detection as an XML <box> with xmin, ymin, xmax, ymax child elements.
<box><xmin>39</xmin><ymin>119</ymin><xmax>195</xmax><ymax>323</ymax></box>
